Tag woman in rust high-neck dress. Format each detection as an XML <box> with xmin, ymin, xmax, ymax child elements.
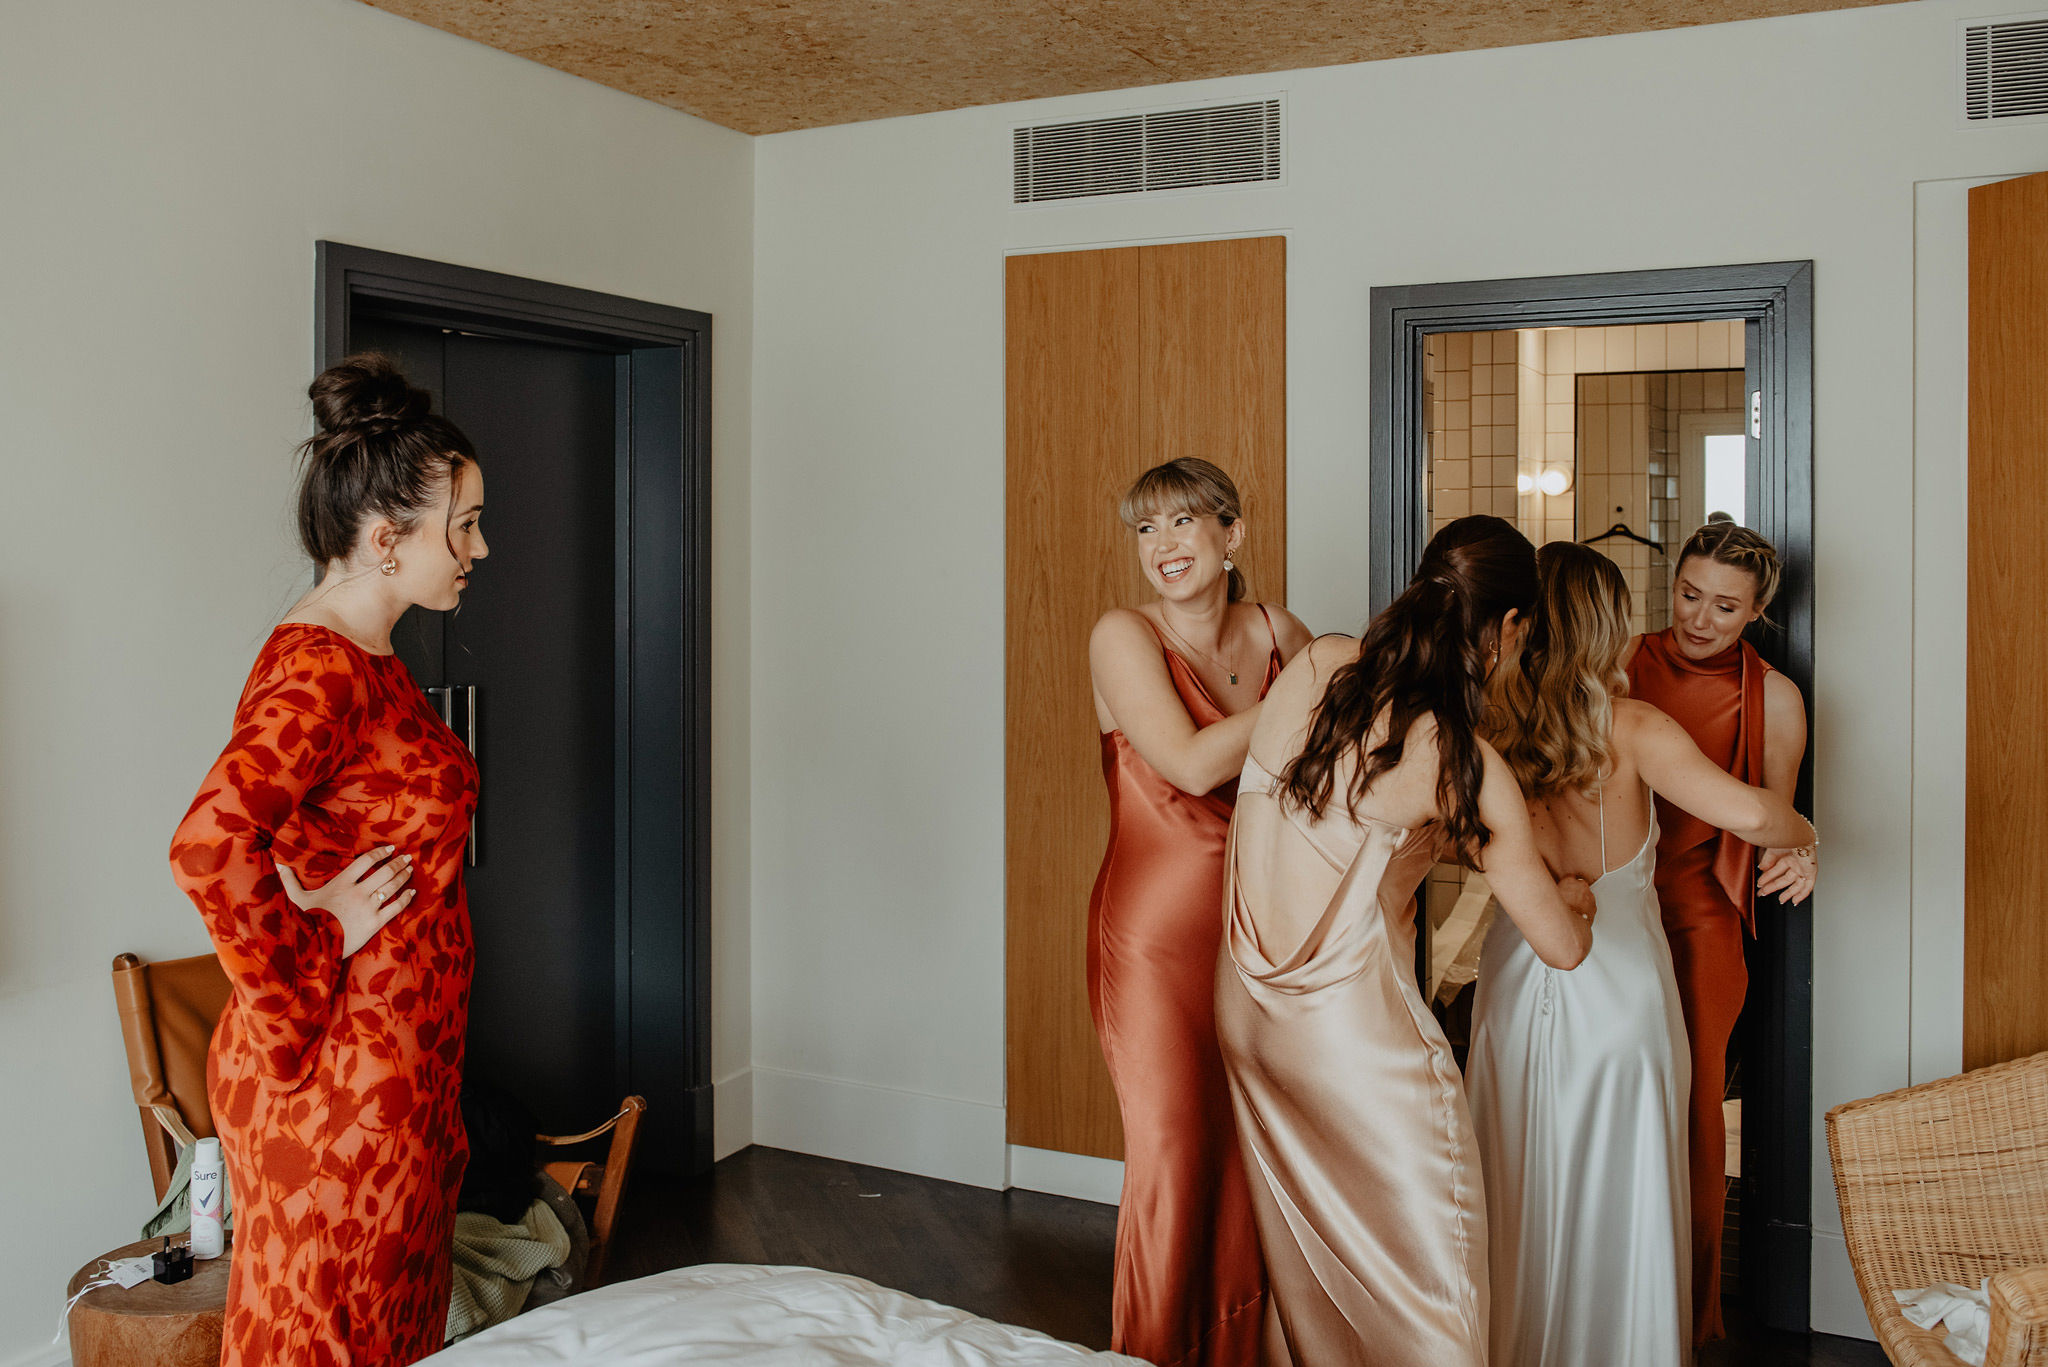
<box><xmin>170</xmin><ymin>354</ymin><xmax>489</xmax><ymax>1367</ymax></box>
<box><xmin>1086</xmin><ymin>458</ymin><xmax>1311</xmax><ymax>1367</ymax></box>
<box><xmin>1625</xmin><ymin>522</ymin><xmax>1815</xmax><ymax>1347</ymax></box>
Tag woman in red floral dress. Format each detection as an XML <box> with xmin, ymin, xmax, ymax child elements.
<box><xmin>170</xmin><ymin>354</ymin><xmax>488</xmax><ymax>1367</ymax></box>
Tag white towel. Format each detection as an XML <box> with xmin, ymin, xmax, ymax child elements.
<box><xmin>1895</xmin><ymin>1280</ymin><xmax>1992</xmax><ymax>1367</ymax></box>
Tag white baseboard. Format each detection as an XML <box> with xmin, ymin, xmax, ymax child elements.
<box><xmin>751</xmin><ymin>1066</ymin><xmax>1007</xmax><ymax>1189</ymax></box>
<box><xmin>2</xmin><ymin>1342</ymin><xmax>68</xmax><ymax>1367</ymax></box>
<box><xmin>713</xmin><ymin>1068</ymin><xmax>754</xmax><ymax>1160</ymax></box>
<box><xmin>1006</xmin><ymin>1145</ymin><xmax>1123</xmax><ymax>1206</ymax></box>
<box><xmin>1811</xmin><ymin>1228</ymin><xmax>1876</xmax><ymax>1340</ymax></box>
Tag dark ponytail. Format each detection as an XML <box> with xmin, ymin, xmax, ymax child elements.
<box><xmin>296</xmin><ymin>353</ymin><xmax>476</xmax><ymax>567</ymax></box>
<box><xmin>1279</xmin><ymin>515</ymin><xmax>1537</xmax><ymax>863</ymax></box>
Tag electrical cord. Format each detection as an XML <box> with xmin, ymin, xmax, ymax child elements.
<box><xmin>53</xmin><ymin>1255</ymin><xmax>156</xmax><ymax>1343</ymax></box>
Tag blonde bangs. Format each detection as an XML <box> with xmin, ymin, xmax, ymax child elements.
<box><xmin>1117</xmin><ymin>457</ymin><xmax>1241</xmax><ymax>530</ymax></box>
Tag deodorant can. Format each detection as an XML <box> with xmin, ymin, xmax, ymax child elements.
<box><xmin>190</xmin><ymin>1137</ymin><xmax>225</xmax><ymax>1259</ymax></box>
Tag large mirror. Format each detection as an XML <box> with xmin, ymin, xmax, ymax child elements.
<box><xmin>1419</xmin><ymin>323</ymin><xmax>1751</xmax><ymax>1037</ymax></box>
<box><xmin>1422</xmin><ymin>324</ymin><xmax>1747</xmax><ymax>644</ymax></box>
<box><xmin>1418</xmin><ymin>318</ymin><xmax>1755</xmax><ymax>1302</ymax></box>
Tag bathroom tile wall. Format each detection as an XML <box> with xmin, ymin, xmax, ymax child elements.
<box><xmin>1578</xmin><ymin>371</ymin><xmax>1659</xmax><ymax>633</ymax></box>
<box><xmin>1427</xmin><ymin>330</ymin><xmax>1521</xmax><ymax>534</ymax></box>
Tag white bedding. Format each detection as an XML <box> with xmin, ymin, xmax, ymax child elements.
<box><xmin>420</xmin><ymin>1263</ymin><xmax>1151</xmax><ymax>1366</ymax></box>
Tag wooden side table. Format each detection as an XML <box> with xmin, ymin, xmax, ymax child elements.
<box><xmin>65</xmin><ymin>1238</ymin><xmax>231</xmax><ymax>1367</ymax></box>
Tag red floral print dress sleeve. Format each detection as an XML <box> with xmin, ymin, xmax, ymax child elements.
<box><xmin>169</xmin><ymin>638</ymin><xmax>365</xmax><ymax>1089</ymax></box>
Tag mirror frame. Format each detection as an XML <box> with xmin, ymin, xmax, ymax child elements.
<box><xmin>1368</xmin><ymin>260</ymin><xmax>1815</xmax><ymax>1331</ymax></box>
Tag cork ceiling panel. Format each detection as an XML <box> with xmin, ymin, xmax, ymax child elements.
<box><xmin>360</xmin><ymin>0</ymin><xmax>1914</xmax><ymax>135</ymax></box>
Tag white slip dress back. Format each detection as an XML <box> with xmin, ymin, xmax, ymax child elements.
<box><xmin>1465</xmin><ymin>784</ymin><xmax>1693</xmax><ymax>1367</ymax></box>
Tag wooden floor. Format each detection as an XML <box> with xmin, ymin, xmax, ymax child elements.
<box><xmin>609</xmin><ymin>1146</ymin><xmax>1883</xmax><ymax>1365</ymax></box>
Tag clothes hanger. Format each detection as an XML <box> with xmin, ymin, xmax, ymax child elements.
<box><xmin>1579</xmin><ymin>521</ymin><xmax>1665</xmax><ymax>555</ymax></box>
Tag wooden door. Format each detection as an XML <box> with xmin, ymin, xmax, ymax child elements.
<box><xmin>1966</xmin><ymin>170</ymin><xmax>2048</xmax><ymax>1070</ymax></box>
<box><xmin>1005</xmin><ymin>237</ymin><xmax>1285</xmax><ymax>1159</ymax></box>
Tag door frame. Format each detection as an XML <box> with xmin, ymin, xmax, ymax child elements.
<box><xmin>1677</xmin><ymin>409</ymin><xmax>1751</xmax><ymax>537</ymax></box>
<box><xmin>316</xmin><ymin>241</ymin><xmax>715</xmax><ymax>1174</ymax></box>
<box><xmin>1368</xmin><ymin>260</ymin><xmax>1815</xmax><ymax>1331</ymax></box>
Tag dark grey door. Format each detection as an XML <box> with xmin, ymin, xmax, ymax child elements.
<box><xmin>350</xmin><ymin>316</ymin><xmax>619</xmax><ymax>1133</ymax></box>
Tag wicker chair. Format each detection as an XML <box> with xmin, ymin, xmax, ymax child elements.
<box><xmin>1827</xmin><ymin>1051</ymin><xmax>2048</xmax><ymax>1367</ymax></box>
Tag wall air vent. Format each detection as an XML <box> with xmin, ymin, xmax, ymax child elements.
<box><xmin>1012</xmin><ymin>98</ymin><xmax>1283</xmax><ymax>205</ymax></box>
<box><xmin>1964</xmin><ymin>14</ymin><xmax>2048</xmax><ymax>121</ymax></box>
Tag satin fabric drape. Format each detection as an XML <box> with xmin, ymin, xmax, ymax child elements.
<box><xmin>1217</xmin><ymin>755</ymin><xmax>1486</xmax><ymax>1367</ymax></box>
<box><xmin>1626</xmin><ymin>630</ymin><xmax>1772</xmax><ymax>1345</ymax></box>
<box><xmin>1086</xmin><ymin>616</ymin><xmax>1277</xmax><ymax>1367</ymax></box>
<box><xmin>1467</xmin><ymin>793</ymin><xmax>1692</xmax><ymax>1367</ymax></box>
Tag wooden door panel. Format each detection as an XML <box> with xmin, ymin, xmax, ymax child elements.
<box><xmin>1005</xmin><ymin>237</ymin><xmax>1285</xmax><ymax>1159</ymax></box>
<box><xmin>1966</xmin><ymin>170</ymin><xmax>2048</xmax><ymax>1070</ymax></box>
<box><xmin>1140</xmin><ymin>237</ymin><xmax>1288</xmax><ymax>608</ymax></box>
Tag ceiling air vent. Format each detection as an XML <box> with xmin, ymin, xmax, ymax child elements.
<box><xmin>1964</xmin><ymin>15</ymin><xmax>2048</xmax><ymax>121</ymax></box>
<box><xmin>1013</xmin><ymin>98</ymin><xmax>1283</xmax><ymax>205</ymax></box>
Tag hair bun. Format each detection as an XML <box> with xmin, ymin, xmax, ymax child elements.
<box><xmin>309</xmin><ymin>352</ymin><xmax>431</xmax><ymax>438</ymax></box>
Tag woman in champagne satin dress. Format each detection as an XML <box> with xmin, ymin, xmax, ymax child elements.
<box><xmin>1470</xmin><ymin>544</ymin><xmax>1815</xmax><ymax>1367</ymax></box>
<box><xmin>1087</xmin><ymin>459</ymin><xmax>1310</xmax><ymax>1367</ymax></box>
<box><xmin>1215</xmin><ymin>516</ymin><xmax>1594</xmax><ymax>1367</ymax></box>
<box><xmin>1624</xmin><ymin>524</ymin><xmax>1813</xmax><ymax>1346</ymax></box>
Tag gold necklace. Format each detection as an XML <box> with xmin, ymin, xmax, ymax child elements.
<box><xmin>1157</xmin><ymin>609</ymin><xmax>1242</xmax><ymax>685</ymax></box>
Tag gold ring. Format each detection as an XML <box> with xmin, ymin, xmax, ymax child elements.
<box><xmin>374</xmin><ymin>890</ymin><xmax>387</xmax><ymax>905</ymax></box>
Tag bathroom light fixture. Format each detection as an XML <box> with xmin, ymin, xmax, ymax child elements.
<box><xmin>1537</xmin><ymin>466</ymin><xmax>1573</xmax><ymax>497</ymax></box>
<box><xmin>1516</xmin><ymin>472</ymin><xmax>1535</xmax><ymax>495</ymax></box>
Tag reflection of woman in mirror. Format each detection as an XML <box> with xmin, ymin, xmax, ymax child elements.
<box><xmin>170</xmin><ymin>354</ymin><xmax>488</xmax><ymax>1367</ymax></box>
<box><xmin>1623</xmin><ymin>522</ymin><xmax>1814</xmax><ymax>1347</ymax></box>
<box><xmin>1472</xmin><ymin>544</ymin><xmax>1815</xmax><ymax>1367</ymax></box>
<box><xmin>1086</xmin><ymin>457</ymin><xmax>1310</xmax><ymax>1367</ymax></box>
<box><xmin>1216</xmin><ymin>516</ymin><xmax>1594</xmax><ymax>1367</ymax></box>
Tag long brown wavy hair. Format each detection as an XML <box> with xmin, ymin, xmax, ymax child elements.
<box><xmin>1490</xmin><ymin>542</ymin><xmax>1633</xmax><ymax>800</ymax></box>
<box><xmin>1279</xmin><ymin>515</ymin><xmax>1537</xmax><ymax>863</ymax></box>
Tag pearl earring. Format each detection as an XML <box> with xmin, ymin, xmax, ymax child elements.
<box><xmin>1223</xmin><ymin>556</ymin><xmax>1237</xmax><ymax>572</ymax></box>
<box><xmin>380</xmin><ymin>558</ymin><xmax>399</xmax><ymax>576</ymax></box>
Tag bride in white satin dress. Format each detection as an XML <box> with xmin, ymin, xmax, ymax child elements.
<box><xmin>1467</xmin><ymin>544</ymin><xmax>1815</xmax><ymax>1367</ymax></box>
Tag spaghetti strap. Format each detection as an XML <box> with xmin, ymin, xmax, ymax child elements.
<box><xmin>1257</xmin><ymin>603</ymin><xmax>1277</xmax><ymax>653</ymax></box>
<box><xmin>1597</xmin><ymin>783</ymin><xmax>1609</xmax><ymax>876</ymax></box>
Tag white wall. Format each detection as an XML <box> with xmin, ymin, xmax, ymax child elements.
<box><xmin>749</xmin><ymin>0</ymin><xmax>2048</xmax><ymax>1337</ymax></box>
<box><xmin>0</xmin><ymin>2</ymin><xmax>751</xmax><ymax>1361</ymax></box>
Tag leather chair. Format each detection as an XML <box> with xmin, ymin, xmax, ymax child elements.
<box><xmin>113</xmin><ymin>950</ymin><xmax>647</xmax><ymax>1282</ymax></box>
<box><xmin>110</xmin><ymin>952</ymin><xmax>231</xmax><ymax>1202</ymax></box>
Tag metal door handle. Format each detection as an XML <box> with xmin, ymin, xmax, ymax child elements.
<box><xmin>464</xmin><ymin>685</ymin><xmax>478</xmax><ymax>867</ymax></box>
<box><xmin>422</xmin><ymin>686</ymin><xmax>479</xmax><ymax>867</ymax></box>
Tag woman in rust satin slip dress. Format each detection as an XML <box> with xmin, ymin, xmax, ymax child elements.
<box><xmin>1624</xmin><ymin>522</ymin><xmax>1814</xmax><ymax>1347</ymax></box>
<box><xmin>170</xmin><ymin>355</ymin><xmax>488</xmax><ymax>1367</ymax></box>
<box><xmin>1086</xmin><ymin>458</ymin><xmax>1311</xmax><ymax>1367</ymax></box>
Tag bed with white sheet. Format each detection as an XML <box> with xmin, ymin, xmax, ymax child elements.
<box><xmin>420</xmin><ymin>1263</ymin><xmax>1150</xmax><ymax>1366</ymax></box>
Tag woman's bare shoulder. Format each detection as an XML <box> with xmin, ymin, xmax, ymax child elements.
<box><xmin>1611</xmin><ymin>696</ymin><xmax>1666</xmax><ymax>727</ymax></box>
<box><xmin>1090</xmin><ymin>604</ymin><xmax>1158</xmax><ymax>649</ymax></box>
<box><xmin>1612</xmin><ymin>697</ymin><xmax>1693</xmax><ymax>762</ymax></box>
<box><xmin>1761</xmin><ymin>667</ymin><xmax>1804</xmax><ymax>708</ymax></box>
<box><xmin>1304</xmin><ymin>631</ymin><xmax>1361</xmax><ymax>670</ymax></box>
<box><xmin>1250</xmin><ymin>634</ymin><xmax>1355</xmax><ymax>746</ymax></box>
<box><xmin>1258</xmin><ymin>603</ymin><xmax>1317</xmax><ymax>658</ymax></box>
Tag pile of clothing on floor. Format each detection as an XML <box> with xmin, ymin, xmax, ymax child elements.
<box><xmin>141</xmin><ymin>1079</ymin><xmax>587</xmax><ymax>1345</ymax></box>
